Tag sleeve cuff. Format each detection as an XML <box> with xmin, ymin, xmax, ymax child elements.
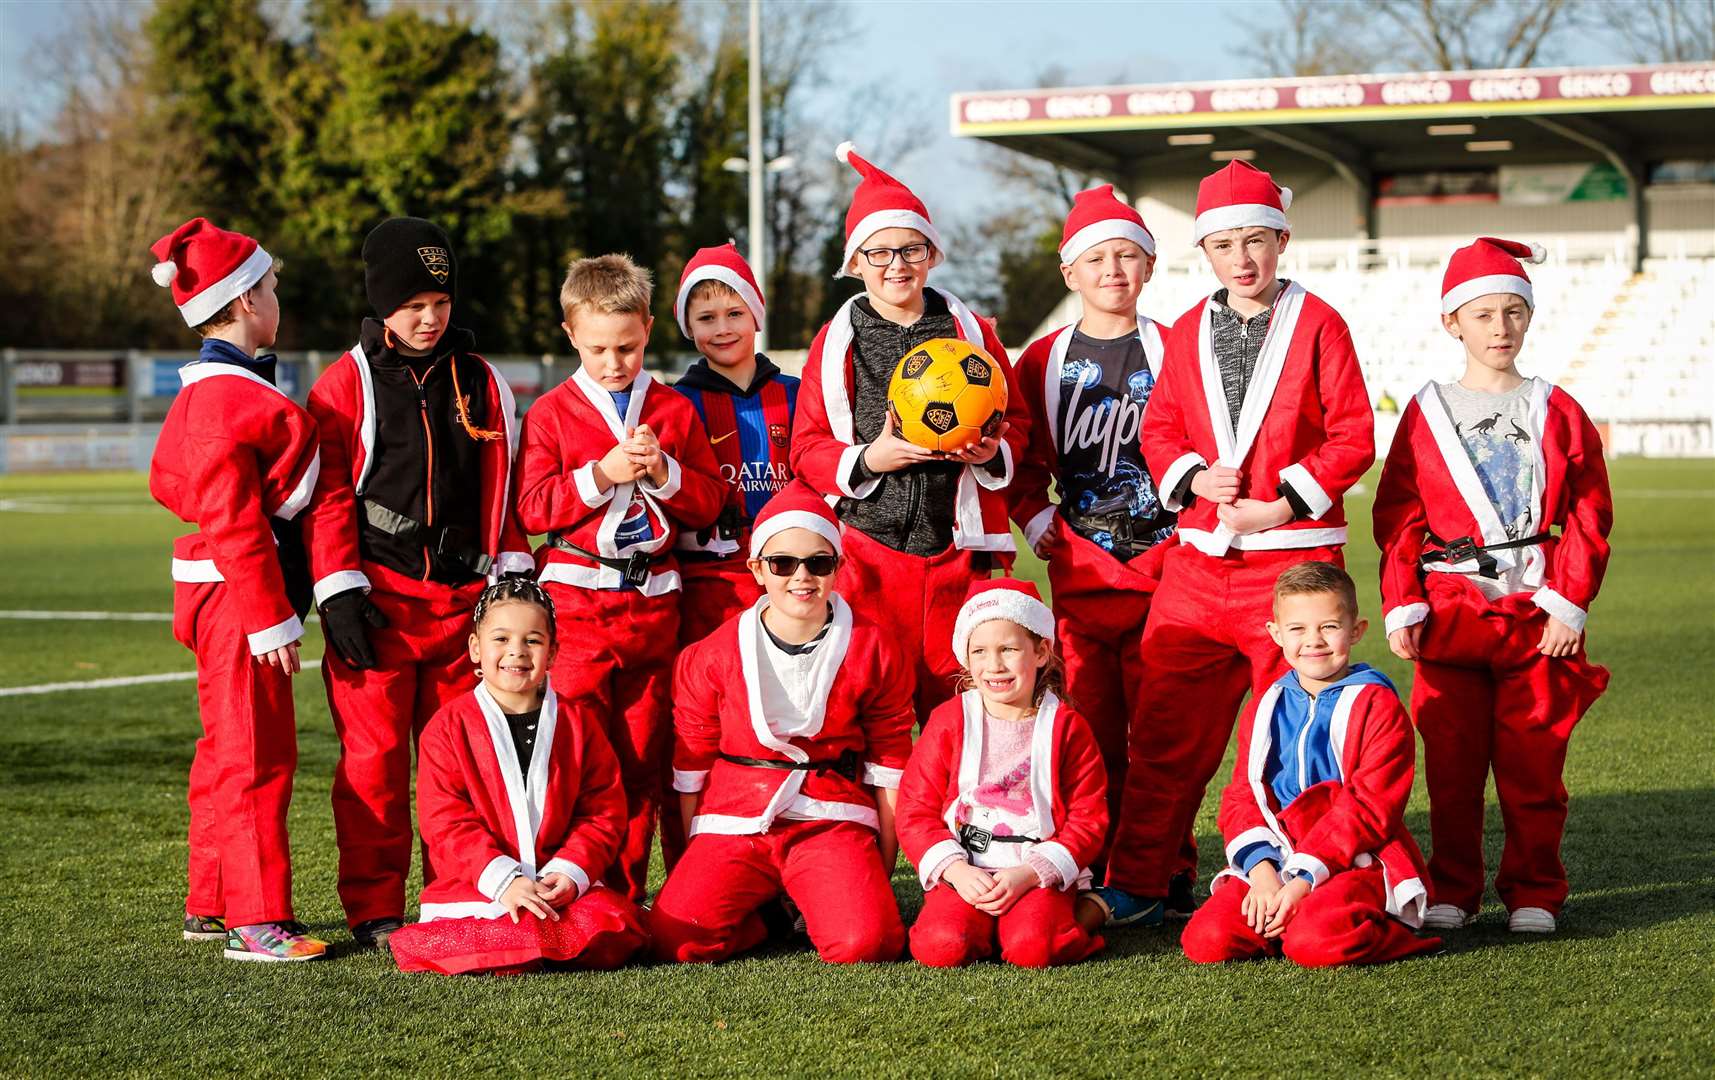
<box><xmin>1224</xmin><ymin>825</ymin><xmax>1284</xmax><ymax>868</ymax></box>
<box><xmin>478</xmin><ymin>855</ymin><xmax>524</xmax><ymax>900</ymax></box>
<box><xmin>1384</xmin><ymin>602</ymin><xmax>1431</xmax><ymax>636</ymax></box>
<box><xmin>971</xmin><ymin>440</ymin><xmax>1013</xmax><ymax>490</ymax></box>
<box><xmin>1236</xmin><ymin>841</ymin><xmax>1285</xmax><ymax>875</ymax></box>
<box><xmin>1025</xmin><ymin>851</ymin><xmax>1063</xmax><ymax>890</ymax></box>
<box><xmin>640</xmin><ymin>454</ymin><xmax>682</xmax><ymax>500</ymax></box>
<box><xmin>672</xmin><ymin>768</ymin><xmax>709</xmax><ymax>793</ymax></box>
<box><xmin>538</xmin><ymin>857</ymin><xmax>591</xmax><ymax>898</ymax></box>
<box><xmin>1277</xmin><ymin>462</ymin><xmax>1334</xmax><ymax>520</ymax></box>
<box><xmin>862</xmin><ymin>762</ymin><xmax>904</xmax><ymax>789</ymax></box>
<box><xmin>1531</xmin><ymin>587</ymin><xmax>1588</xmax><ymax>633</ymax></box>
<box><xmin>925</xmin><ymin>851</ymin><xmax>965</xmax><ymax>889</ymax></box>
<box><xmin>1282</xmin><ymin>852</ymin><xmax>1331</xmax><ymax>889</ymax></box>
<box><xmin>1161</xmin><ymin>453</ymin><xmax>1207</xmax><ymax>512</ymax></box>
<box><xmin>312</xmin><ymin>569</ymin><xmax>371</xmax><ymax>608</ymax></box>
<box><xmin>917</xmin><ymin>837</ymin><xmax>967</xmax><ymax>890</ymax></box>
<box><xmin>246</xmin><ymin>614</ymin><xmax>304</xmax><ymax>656</ymax></box>
<box><xmin>495</xmin><ymin>550</ymin><xmax>536</xmax><ymax>577</ymax></box>
<box><xmin>573</xmin><ymin>462</ymin><xmax>614</xmax><ymax>508</ymax></box>
<box><xmin>837</xmin><ymin>444</ymin><xmax>882</xmax><ymax>499</ymax></box>
<box><xmin>275</xmin><ymin>449</ymin><xmax>321</xmax><ymax>521</ymax></box>
<box><xmin>1022</xmin><ymin>506</ymin><xmax>1057</xmax><ymax>551</ymax></box>
<box><xmin>1031</xmin><ymin>840</ymin><xmax>1081</xmax><ymax>891</ymax></box>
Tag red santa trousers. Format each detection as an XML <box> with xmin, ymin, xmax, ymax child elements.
<box><xmin>1106</xmin><ymin>544</ymin><xmax>1338</xmax><ymax>896</ymax></box>
<box><xmin>648</xmin><ymin>820</ymin><xmax>905</xmax><ymax>964</ymax></box>
<box><xmin>677</xmin><ymin>558</ymin><xmax>762</xmax><ymax>650</ymax></box>
<box><xmin>546</xmin><ymin>582</ymin><xmax>679</xmax><ymax>903</ymax></box>
<box><xmin>325</xmin><ymin>563</ymin><xmax>481</xmax><ymax>927</ymax></box>
<box><xmin>837</xmin><ymin>526</ymin><xmax>994</xmax><ymax>723</ymax></box>
<box><xmin>1181</xmin><ymin>866</ymin><xmax>1439</xmax><ymax>968</ymax></box>
<box><xmin>909</xmin><ymin>882</ymin><xmax>1103</xmax><ymax>968</ymax></box>
<box><xmin>1412</xmin><ymin>574</ymin><xmax>1609</xmax><ymax>916</ymax></box>
<box><xmin>175</xmin><ymin>579</ymin><xmax>299</xmax><ymax>927</ymax></box>
<box><xmin>389</xmin><ymin>887</ymin><xmax>648</xmax><ymax>975</ymax></box>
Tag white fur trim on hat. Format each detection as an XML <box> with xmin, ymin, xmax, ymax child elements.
<box><xmin>176</xmin><ymin>244</ymin><xmax>273</xmax><ymax>327</ymax></box>
<box><xmin>952</xmin><ymin>589</ymin><xmax>1056</xmax><ymax>662</ymax></box>
<box><xmin>1442</xmin><ymin>274</ymin><xmax>1535</xmax><ymax>314</ymax></box>
<box><xmin>1192</xmin><ymin>204</ymin><xmax>1289</xmax><ymax>246</ymax></box>
<box><xmin>1060</xmin><ymin>218</ymin><xmax>1156</xmax><ymax>263</ymax></box>
<box><xmin>834</xmin><ymin>141</ymin><xmax>856</xmax><ymax>164</ymax></box>
<box><xmin>151</xmin><ymin>261</ymin><xmax>178</xmax><ymax>287</ymax></box>
<box><xmin>837</xmin><ymin>210</ymin><xmax>945</xmax><ymax>279</ymax></box>
<box><xmin>749</xmin><ymin>510</ymin><xmax>842</xmax><ymax>559</ymax></box>
<box><xmin>675</xmin><ymin>265</ymin><xmax>765</xmax><ymax>340</ymax></box>
<box><xmin>1522</xmin><ymin>241</ymin><xmax>1547</xmax><ymax>264</ymax></box>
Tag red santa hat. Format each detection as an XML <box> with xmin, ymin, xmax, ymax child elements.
<box><xmin>951</xmin><ymin>578</ymin><xmax>1056</xmax><ymax>662</ymax></box>
<box><xmin>1060</xmin><ymin>183</ymin><xmax>1156</xmax><ymax>263</ymax></box>
<box><xmin>1441</xmin><ymin>236</ymin><xmax>1547</xmax><ymax>314</ymax></box>
<box><xmin>675</xmin><ymin>241</ymin><xmax>766</xmax><ymax>340</ymax></box>
<box><xmin>1192</xmin><ymin>160</ymin><xmax>1292</xmax><ymax>246</ymax></box>
<box><xmin>834</xmin><ymin>141</ymin><xmax>945</xmax><ymax>278</ymax></box>
<box><xmin>749</xmin><ymin>481</ymin><xmax>843</xmax><ymax>559</ymax></box>
<box><xmin>149</xmin><ymin>217</ymin><xmax>274</xmax><ymax>327</ymax></box>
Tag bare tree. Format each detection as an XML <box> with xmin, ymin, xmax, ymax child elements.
<box><xmin>1594</xmin><ymin>0</ymin><xmax>1715</xmax><ymax>62</ymax></box>
<box><xmin>1374</xmin><ymin>0</ymin><xmax>1579</xmax><ymax>70</ymax></box>
<box><xmin>1243</xmin><ymin>0</ymin><xmax>1384</xmax><ymax>76</ymax></box>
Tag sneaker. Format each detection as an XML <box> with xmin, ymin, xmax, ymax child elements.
<box><xmin>1165</xmin><ymin>871</ymin><xmax>1199</xmax><ymax>919</ymax></box>
<box><xmin>1086</xmin><ymin>886</ymin><xmax>1166</xmax><ymax>928</ymax></box>
<box><xmin>352</xmin><ymin>917</ymin><xmax>406</xmax><ymax>951</ymax></box>
<box><xmin>1508</xmin><ymin>906</ymin><xmax>1557</xmax><ymax>934</ymax></box>
<box><xmin>224</xmin><ymin>922</ymin><xmax>328</xmax><ymax>963</ymax></box>
<box><xmin>183</xmin><ymin>914</ymin><xmax>227</xmax><ymax>942</ymax></box>
<box><xmin>1422</xmin><ymin>904</ymin><xmax>1478</xmax><ymax>930</ymax></box>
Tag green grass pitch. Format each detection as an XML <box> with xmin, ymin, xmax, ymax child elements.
<box><xmin>1</xmin><ymin>461</ymin><xmax>1711</xmax><ymax>1076</ymax></box>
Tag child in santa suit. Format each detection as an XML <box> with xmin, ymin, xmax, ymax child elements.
<box><xmin>388</xmin><ymin>579</ymin><xmax>649</xmax><ymax>975</ymax></box>
<box><xmin>303</xmin><ymin>217</ymin><xmax>532</xmax><ymax>950</ymax></box>
<box><xmin>648</xmin><ymin>483</ymin><xmax>915</xmax><ymax>964</ymax></box>
<box><xmin>1097</xmin><ymin>160</ymin><xmax>1375</xmax><ymax>928</ymax></box>
<box><xmin>1180</xmin><ymin>561</ymin><xmax>1440</xmax><ymax>967</ymax></box>
<box><xmin>897</xmin><ymin>579</ymin><xmax>1108</xmax><ymax>968</ymax></box>
<box><xmin>670</xmin><ymin>243</ymin><xmax>799</xmax><ymax>647</ymax></box>
<box><xmin>513</xmin><ymin>254</ymin><xmax>727</xmax><ymax>901</ymax></box>
<box><xmin>1009</xmin><ymin>184</ymin><xmax>1180</xmax><ymax>886</ymax></box>
<box><xmin>1373</xmin><ymin>238</ymin><xmax>1612</xmax><ymax>935</ymax></box>
<box><xmin>790</xmin><ymin>143</ymin><xmax>1031</xmax><ymax>722</ymax></box>
<box><xmin>147</xmin><ymin>218</ymin><xmax>326</xmax><ymax>961</ymax></box>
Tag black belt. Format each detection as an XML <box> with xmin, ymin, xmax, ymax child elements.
<box><xmin>1420</xmin><ymin>530</ymin><xmax>1553</xmax><ymax>579</ymax></box>
<box><xmin>362</xmin><ymin>499</ymin><xmax>492</xmax><ymax>576</ymax></box>
<box><xmin>956</xmin><ymin>823</ymin><xmax>1042</xmax><ymax>855</ymax></box>
<box><xmin>1061</xmin><ymin>507</ymin><xmax>1174</xmax><ymax>559</ymax></box>
<box><xmin>546</xmin><ymin>532</ymin><xmax>658</xmax><ymax>588</ymax></box>
<box><xmin>717</xmin><ymin>748</ymin><xmax>861</xmax><ymax>782</ymax></box>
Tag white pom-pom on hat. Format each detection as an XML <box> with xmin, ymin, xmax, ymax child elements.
<box><xmin>834</xmin><ymin>140</ymin><xmax>855</xmax><ymax>164</ymax></box>
<box><xmin>1525</xmin><ymin>241</ymin><xmax>1547</xmax><ymax>264</ymax></box>
<box><xmin>1278</xmin><ymin>185</ymin><xmax>1293</xmax><ymax>210</ymax></box>
<box><xmin>151</xmin><ymin>260</ymin><xmax>177</xmax><ymax>287</ymax></box>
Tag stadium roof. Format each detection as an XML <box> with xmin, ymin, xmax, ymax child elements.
<box><xmin>950</xmin><ymin>63</ymin><xmax>1715</xmax><ymax>181</ymax></box>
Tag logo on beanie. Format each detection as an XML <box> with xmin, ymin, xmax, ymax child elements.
<box><xmin>418</xmin><ymin>246</ymin><xmax>451</xmax><ymax>283</ymax></box>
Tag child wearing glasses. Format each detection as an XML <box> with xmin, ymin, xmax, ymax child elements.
<box><xmin>790</xmin><ymin>143</ymin><xmax>1031</xmax><ymax>724</ymax></box>
<box><xmin>648</xmin><ymin>483</ymin><xmax>916</xmax><ymax>964</ymax></box>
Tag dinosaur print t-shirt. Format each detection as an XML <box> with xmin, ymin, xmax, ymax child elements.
<box><xmin>1435</xmin><ymin>379</ymin><xmax>1537</xmax><ymax>596</ymax></box>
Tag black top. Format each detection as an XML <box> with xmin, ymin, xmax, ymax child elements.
<box><xmin>356</xmin><ymin>317</ymin><xmax>489</xmax><ymax>585</ymax></box>
<box><xmin>674</xmin><ymin>353</ymin><xmax>786</xmax><ymax>398</ymax></box>
<box><xmin>503</xmin><ymin>707</ymin><xmax>541</xmax><ymax>774</ymax></box>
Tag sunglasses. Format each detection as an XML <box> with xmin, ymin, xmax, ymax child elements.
<box><xmin>758</xmin><ymin>553</ymin><xmax>839</xmax><ymax>578</ymax></box>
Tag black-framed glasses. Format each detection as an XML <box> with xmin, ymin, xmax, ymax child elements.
<box><xmin>758</xmin><ymin>553</ymin><xmax>839</xmax><ymax>578</ymax></box>
<box><xmin>857</xmin><ymin>243</ymin><xmax>932</xmax><ymax>268</ymax></box>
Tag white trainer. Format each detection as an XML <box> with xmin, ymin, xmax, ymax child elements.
<box><xmin>1422</xmin><ymin>903</ymin><xmax>1477</xmax><ymax>930</ymax></box>
<box><xmin>1508</xmin><ymin>906</ymin><xmax>1558</xmax><ymax>933</ymax></box>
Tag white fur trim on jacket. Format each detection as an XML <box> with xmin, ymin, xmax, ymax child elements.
<box><xmin>1531</xmin><ymin>586</ymin><xmax>1587</xmax><ymax>633</ymax></box>
<box><xmin>1384</xmin><ymin>602</ymin><xmax>1431</xmax><ymax>636</ymax></box>
<box><xmin>313</xmin><ymin>569</ymin><xmax>371</xmax><ymax>606</ymax></box>
<box><xmin>1277</xmin><ymin>461</ymin><xmax>1333</xmax><ymax>520</ymax></box>
<box><xmin>538</xmin><ymin>858</ymin><xmax>591</xmax><ymax>899</ymax></box>
<box><xmin>246</xmin><ymin>614</ymin><xmax>304</xmax><ymax>657</ymax></box>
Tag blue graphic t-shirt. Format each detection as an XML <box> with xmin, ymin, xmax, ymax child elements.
<box><xmin>1054</xmin><ymin>328</ymin><xmax>1174</xmax><ymax>557</ymax></box>
<box><xmin>1436</xmin><ymin>379</ymin><xmax>1536</xmax><ymax>541</ymax></box>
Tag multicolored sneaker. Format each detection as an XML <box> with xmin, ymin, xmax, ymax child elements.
<box><xmin>1165</xmin><ymin>871</ymin><xmax>1200</xmax><ymax>919</ymax></box>
<box><xmin>224</xmin><ymin>921</ymin><xmax>328</xmax><ymax>962</ymax></box>
<box><xmin>1086</xmin><ymin>886</ymin><xmax>1166</xmax><ymax>928</ymax></box>
<box><xmin>183</xmin><ymin>914</ymin><xmax>226</xmax><ymax>942</ymax></box>
<box><xmin>352</xmin><ymin>917</ymin><xmax>405</xmax><ymax>952</ymax></box>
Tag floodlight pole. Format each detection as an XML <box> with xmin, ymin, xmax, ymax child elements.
<box><xmin>748</xmin><ymin>0</ymin><xmax>767</xmax><ymax>351</ymax></box>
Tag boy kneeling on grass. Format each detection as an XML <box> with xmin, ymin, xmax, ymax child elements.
<box><xmin>1180</xmin><ymin>562</ymin><xmax>1441</xmax><ymax>968</ymax></box>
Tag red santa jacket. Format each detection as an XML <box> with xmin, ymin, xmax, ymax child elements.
<box><xmin>151</xmin><ymin>362</ymin><xmax>321</xmax><ymax>655</ymax></box>
<box><xmin>1373</xmin><ymin>378</ymin><xmax>1613</xmax><ymax>636</ymax></box>
<box><xmin>415</xmin><ymin>682</ymin><xmax>627</xmax><ymax>920</ymax></box>
<box><xmin>1143</xmin><ymin>283</ymin><xmax>1373</xmax><ymax>557</ymax></box>
<box><xmin>790</xmin><ymin>287</ymin><xmax>1030</xmax><ymax>552</ymax></box>
<box><xmin>515</xmin><ymin>368</ymin><xmax>726</xmax><ymax>597</ymax></box>
<box><xmin>301</xmin><ymin>344</ymin><xmax>531</xmax><ymax>605</ymax></box>
<box><xmin>669</xmin><ymin>596</ymin><xmax>916</xmax><ymax>835</ymax></box>
<box><xmin>896</xmin><ymin>690</ymin><xmax>1108</xmax><ymax>893</ymax></box>
<box><xmin>1216</xmin><ymin>677</ymin><xmax>1429</xmax><ymax>928</ymax></box>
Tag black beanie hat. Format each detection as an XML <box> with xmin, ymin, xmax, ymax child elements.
<box><xmin>363</xmin><ymin>217</ymin><xmax>457</xmax><ymax>317</ymax></box>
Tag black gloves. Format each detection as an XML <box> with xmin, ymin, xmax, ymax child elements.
<box><xmin>318</xmin><ymin>587</ymin><xmax>390</xmax><ymax>670</ymax></box>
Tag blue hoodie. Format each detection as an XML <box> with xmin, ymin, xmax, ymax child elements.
<box><xmin>1234</xmin><ymin>664</ymin><xmax>1396</xmax><ymax>875</ymax></box>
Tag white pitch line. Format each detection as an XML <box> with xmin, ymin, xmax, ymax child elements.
<box><xmin>0</xmin><ymin>609</ymin><xmax>173</xmax><ymax>622</ymax></box>
<box><xmin>0</xmin><ymin>660</ymin><xmax>321</xmax><ymax>698</ymax></box>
